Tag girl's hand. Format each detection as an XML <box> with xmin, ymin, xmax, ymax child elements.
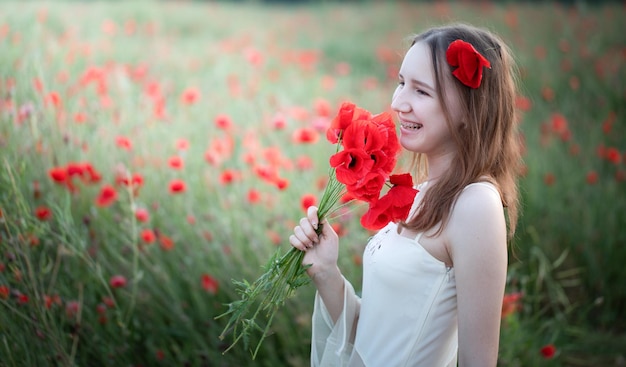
<box><xmin>289</xmin><ymin>206</ymin><xmax>339</xmax><ymax>278</ymax></box>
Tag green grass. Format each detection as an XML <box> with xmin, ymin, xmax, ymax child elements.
<box><xmin>0</xmin><ymin>1</ymin><xmax>624</xmax><ymax>366</ymax></box>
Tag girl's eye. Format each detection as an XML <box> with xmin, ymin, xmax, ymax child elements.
<box><xmin>416</xmin><ymin>89</ymin><xmax>429</xmax><ymax>96</ymax></box>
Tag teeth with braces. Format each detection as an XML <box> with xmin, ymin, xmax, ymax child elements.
<box><xmin>401</xmin><ymin>122</ymin><xmax>422</xmax><ymax>130</ymax></box>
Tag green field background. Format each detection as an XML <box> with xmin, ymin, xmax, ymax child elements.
<box><xmin>0</xmin><ymin>1</ymin><xmax>624</xmax><ymax>366</ymax></box>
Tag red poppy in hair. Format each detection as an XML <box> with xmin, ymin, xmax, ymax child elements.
<box><xmin>446</xmin><ymin>39</ymin><xmax>491</xmax><ymax>89</ymax></box>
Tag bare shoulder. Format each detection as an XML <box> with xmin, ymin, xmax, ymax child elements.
<box><xmin>459</xmin><ymin>181</ymin><xmax>502</xmax><ymax>212</ymax></box>
<box><xmin>445</xmin><ymin>182</ymin><xmax>507</xmax><ymax>260</ymax></box>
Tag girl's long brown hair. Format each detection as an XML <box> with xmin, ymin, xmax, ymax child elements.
<box><xmin>400</xmin><ymin>24</ymin><xmax>523</xmax><ymax>240</ymax></box>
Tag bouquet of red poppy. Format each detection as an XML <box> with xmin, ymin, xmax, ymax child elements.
<box><xmin>217</xmin><ymin>102</ymin><xmax>418</xmax><ymax>358</ymax></box>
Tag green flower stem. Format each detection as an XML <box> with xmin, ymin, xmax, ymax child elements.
<box><xmin>216</xmin><ymin>167</ymin><xmax>345</xmax><ymax>359</ymax></box>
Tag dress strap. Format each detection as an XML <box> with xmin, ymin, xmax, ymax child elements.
<box><xmin>415</xmin><ymin>232</ymin><xmax>423</xmax><ymax>242</ymax></box>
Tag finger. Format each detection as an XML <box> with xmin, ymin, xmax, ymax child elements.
<box><xmin>293</xmin><ymin>225</ymin><xmax>315</xmax><ymax>248</ymax></box>
<box><xmin>299</xmin><ymin>217</ymin><xmax>319</xmax><ymax>243</ymax></box>
<box><xmin>306</xmin><ymin>206</ymin><xmax>319</xmax><ymax>229</ymax></box>
<box><xmin>289</xmin><ymin>234</ymin><xmax>308</xmax><ymax>251</ymax></box>
<box><xmin>318</xmin><ymin>218</ymin><xmax>336</xmax><ymax>238</ymax></box>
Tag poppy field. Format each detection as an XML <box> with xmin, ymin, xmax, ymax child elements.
<box><xmin>0</xmin><ymin>1</ymin><xmax>624</xmax><ymax>366</ymax></box>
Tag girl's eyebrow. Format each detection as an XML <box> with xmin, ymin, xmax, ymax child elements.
<box><xmin>398</xmin><ymin>73</ymin><xmax>436</xmax><ymax>93</ymax></box>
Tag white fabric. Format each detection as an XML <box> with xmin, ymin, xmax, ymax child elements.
<box><xmin>311</xmin><ymin>277</ymin><xmax>360</xmax><ymax>366</ymax></box>
<box><xmin>310</xmin><ymin>182</ymin><xmax>499</xmax><ymax>367</ymax></box>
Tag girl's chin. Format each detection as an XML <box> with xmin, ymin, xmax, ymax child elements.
<box><xmin>399</xmin><ymin>138</ymin><xmax>423</xmax><ymax>153</ymax></box>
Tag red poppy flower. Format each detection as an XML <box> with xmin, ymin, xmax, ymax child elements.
<box><xmin>370</xmin><ymin>112</ymin><xmax>400</xmax><ymax>163</ymax></box>
<box><xmin>360</xmin><ymin>174</ymin><xmax>418</xmax><ymax>231</ymax></box>
<box><xmin>314</xmin><ymin>98</ymin><xmax>331</xmax><ymax>117</ymax></box>
<box><xmin>45</xmin><ymin>91</ymin><xmax>62</xmax><ymax>108</ymax></box>
<box><xmin>341</xmin><ymin>119</ymin><xmax>385</xmax><ymax>151</ymax></box>
<box><xmin>66</xmin><ymin>162</ymin><xmax>84</xmax><ymax>177</ymax></box>
<box><xmin>329</xmin><ymin>112</ymin><xmax>399</xmax><ymax>206</ymax></box>
<box><xmin>541</xmin><ymin>86</ymin><xmax>554</xmax><ymax>102</ymax></box>
<box><xmin>132</xmin><ymin>173</ymin><xmax>144</xmax><ymax>187</ymax></box>
<box><xmin>346</xmin><ymin>171</ymin><xmax>387</xmax><ymax>203</ymax></box>
<box><xmin>141</xmin><ymin>229</ymin><xmax>156</xmax><ymax>244</ymax></box>
<box><xmin>551</xmin><ymin>114</ymin><xmax>568</xmax><ymax>134</ymax></box>
<box><xmin>168</xmin><ymin>156</ymin><xmax>184</xmax><ymax>170</ymax></box>
<box><xmin>117</xmin><ymin>172</ymin><xmax>144</xmax><ymax>189</ymax></box>
<box><xmin>0</xmin><ymin>285</ymin><xmax>9</xmax><ymax>300</ymax></box>
<box><xmin>45</xmin><ymin>294</ymin><xmax>62</xmax><ymax>309</ymax></box>
<box><xmin>109</xmin><ymin>275</ymin><xmax>127</xmax><ymax>288</ymax></box>
<box><xmin>144</xmin><ymin>79</ymin><xmax>161</xmax><ymax>96</ymax></box>
<box><xmin>96</xmin><ymin>303</ymin><xmax>107</xmax><ymax>314</ymax></box>
<box><xmin>254</xmin><ymin>165</ymin><xmax>278</xmax><ymax>183</ymax></box>
<box><xmin>446</xmin><ymin>39</ymin><xmax>491</xmax><ymax>89</ymax></box>
<box><xmin>81</xmin><ymin>162</ymin><xmax>102</xmax><ymax>183</ymax></box>
<box><xmin>181</xmin><ymin>87</ymin><xmax>200</xmax><ymax>105</ymax></box>
<box><xmin>263</xmin><ymin>147</ymin><xmax>286</xmax><ymax>167</ymax></box>
<box><xmin>65</xmin><ymin>301</ymin><xmax>80</xmax><ymax>318</ymax></box>
<box><xmin>34</xmin><ymin>206</ymin><xmax>52</xmax><ymax>221</ymax></box>
<box><xmin>501</xmin><ymin>292</ymin><xmax>523</xmax><ymax>319</ymax></box>
<box><xmin>201</xmin><ymin>273</ymin><xmax>219</xmax><ymax>294</ymax></box>
<box><xmin>602</xmin><ymin>111</ymin><xmax>616</xmax><ymax>135</ymax></box>
<box><xmin>247</xmin><ymin>188</ymin><xmax>261</xmax><ymax>204</ymax></box>
<box><xmin>187</xmin><ymin>215</ymin><xmax>196</xmax><ymax>225</ymax></box>
<box><xmin>326</xmin><ymin>101</ymin><xmax>371</xmax><ymax>144</ymax></box>
<box><xmin>176</xmin><ymin>138</ymin><xmax>189</xmax><ymax>151</ymax></box>
<box><xmin>155</xmin><ymin>350</ymin><xmax>165</xmax><ymax>361</ymax></box>
<box><xmin>330</xmin><ymin>148</ymin><xmax>375</xmax><ymax>186</ymax></box>
<box><xmin>606</xmin><ymin>147</ymin><xmax>621</xmax><ymax>164</ymax></box>
<box><xmin>45</xmin><ymin>295</ymin><xmax>56</xmax><ymax>309</ymax></box>
<box><xmin>48</xmin><ymin>166</ymin><xmax>68</xmax><ymax>183</ymax></box>
<box><xmin>160</xmin><ymin>235</ymin><xmax>174</xmax><ymax>251</ymax></box>
<box><xmin>33</xmin><ymin>78</ymin><xmax>44</xmax><ymax>92</ymax></box>
<box><xmin>168</xmin><ymin>179</ymin><xmax>186</xmax><ymax>194</ymax></box>
<box><xmin>292</xmin><ymin>127</ymin><xmax>319</xmax><ymax>144</ymax></box>
<box><xmin>135</xmin><ymin>208</ymin><xmax>149</xmax><ymax>222</ymax></box>
<box><xmin>515</xmin><ymin>95</ymin><xmax>532</xmax><ymax>111</ymax></box>
<box><xmin>26</xmin><ymin>233</ymin><xmax>39</xmax><ymax>246</ymax></box>
<box><xmin>215</xmin><ymin>114</ymin><xmax>232</xmax><ymax>130</ymax></box>
<box><xmin>540</xmin><ymin>344</ymin><xmax>556</xmax><ymax>359</ymax></box>
<box><xmin>300</xmin><ymin>194</ymin><xmax>317</xmax><ymax>213</ymax></box>
<box><xmin>115</xmin><ymin>136</ymin><xmax>133</xmax><ymax>151</ymax></box>
<box><xmin>271</xmin><ymin>113</ymin><xmax>287</xmax><ymax>130</ymax></box>
<box><xmin>220</xmin><ymin>169</ymin><xmax>239</xmax><ymax>185</ymax></box>
<box><xmin>95</xmin><ymin>185</ymin><xmax>118</xmax><ymax>207</ymax></box>
<box><xmin>74</xmin><ymin>112</ymin><xmax>87</xmax><ymax>123</ymax></box>
<box><xmin>275</xmin><ymin>177</ymin><xmax>289</xmax><ymax>190</ymax></box>
<box><xmin>101</xmin><ymin>296</ymin><xmax>115</xmax><ymax>308</ymax></box>
<box><xmin>153</xmin><ymin>98</ymin><xmax>167</xmax><ymax>120</ymax></box>
<box><xmin>586</xmin><ymin>171</ymin><xmax>598</xmax><ymax>185</ymax></box>
<box><xmin>330</xmin><ymin>111</ymin><xmax>399</xmax><ymax>201</ymax></box>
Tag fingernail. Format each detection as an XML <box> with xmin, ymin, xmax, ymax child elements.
<box><xmin>312</xmin><ymin>222</ymin><xmax>318</xmax><ymax>229</ymax></box>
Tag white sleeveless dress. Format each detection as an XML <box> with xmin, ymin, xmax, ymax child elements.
<box><xmin>310</xmin><ymin>182</ymin><xmax>500</xmax><ymax>367</ymax></box>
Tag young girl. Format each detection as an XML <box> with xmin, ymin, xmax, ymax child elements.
<box><xmin>289</xmin><ymin>23</ymin><xmax>521</xmax><ymax>367</ymax></box>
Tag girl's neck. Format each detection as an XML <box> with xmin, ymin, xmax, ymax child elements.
<box><xmin>425</xmin><ymin>151</ymin><xmax>454</xmax><ymax>184</ymax></box>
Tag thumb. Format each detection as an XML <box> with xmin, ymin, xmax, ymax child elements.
<box><xmin>318</xmin><ymin>218</ymin><xmax>336</xmax><ymax>237</ymax></box>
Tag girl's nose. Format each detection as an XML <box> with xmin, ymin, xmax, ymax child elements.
<box><xmin>391</xmin><ymin>89</ymin><xmax>410</xmax><ymax>113</ymax></box>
